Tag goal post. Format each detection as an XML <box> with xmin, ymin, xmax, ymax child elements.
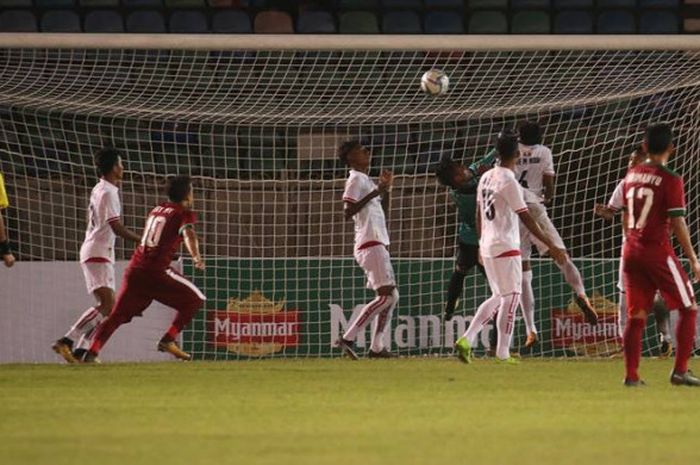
<box><xmin>0</xmin><ymin>35</ymin><xmax>699</xmax><ymax>362</ymax></box>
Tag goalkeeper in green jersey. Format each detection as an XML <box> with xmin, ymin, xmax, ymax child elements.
<box><xmin>435</xmin><ymin>150</ymin><xmax>497</xmax><ymax>321</ymax></box>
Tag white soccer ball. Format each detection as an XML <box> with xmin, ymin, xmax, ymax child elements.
<box><xmin>420</xmin><ymin>69</ymin><xmax>449</xmax><ymax>96</ymax></box>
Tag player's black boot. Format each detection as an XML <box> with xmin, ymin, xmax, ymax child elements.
<box><xmin>52</xmin><ymin>337</ymin><xmax>78</xmax><ymax>364</ymax></box>
<box><xmin>80</xmin><ymin>351</ymin><xmax>100</xmax><ymax>364</ymax></box>
<box><xmin>368</xmin><ymin>349</ymin><xmax>397</xmax><ymax>359</ymax></box>
<box><xmin>574</xmin><ymin>294</ymin><xmax>599</xmax><ymax>325</ymax></box>
<box><xmin>670</xmin><ymin>369</ymin><xmax>700</xmax><ymax>386</ymax></box>
<box><xmin>623</xmin><ymin>378</ymin><xmax>646</xmax><ymax>387</ymax></box>
<box><xmin>72</xmin><ymin>348</ymin><xmax>87</xmax><ymax>361</ymax></box>
<box><xmin>336</xmin><ymin>338</ymin><xmax>359</xmax><ymax>360</ymax></box>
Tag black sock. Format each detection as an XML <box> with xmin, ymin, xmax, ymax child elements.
<box><xmin>445</xmin><ymin>270</ymin><xmax>467</xmax><ymax>314</ymax></box>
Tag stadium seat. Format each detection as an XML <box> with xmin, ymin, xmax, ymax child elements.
<box><xmin>41</xmin><ymin>10</ymin><xmax>81</xmax><ymax>32</ymax></box>
<box><xmin>468</xmin><ymin>0</ymin><xmax>507</xmax><ymax>9</ymax></box>
<box><xmin>84</xmin><ymin>10</ymin><xmax>124</xmax><ymax>32</ymax></box>
<box><xmin>381</xmin><ymin>0</ymin><xmax>422</xmax><ymax>8</ymax></box>
<box><xmin>123</xmin><ymin>0</ymin><xmax>163</xmax><ymax>7</ymax></box>
<box><xmin>554</xmin><ymin>10</ymin><xmax>593</xmax><ymax>33</ymax></box>
<box><xmin>336</xmin><ymin>0</ymin><xmax>377</xmax><ymax>9</ymax></box>
<box><xmin>0</xmin><ymin>10</ymin><xmax>37</xmax><ymax>32</ymax></box>
<box><xmin>211</xmin><ymin>10</ymin><xmax>252</xmax><ymax>33</ymax></box>
<box><xmin>126</xmin><ymin>10</ymin><xmax>166</xmax><ymax>32</ymax></box>
<box><xmin>424</xmin><ymin>10</ymin><xmax>464</xmax><ymax>33</ymax></box>
<box><xmin>639</xmin><ymin>0</ymin><xmax>679</xmax><ymax>8</ymax></box>
<box><xmin>467</xmin><ymin>10</ymin><xmax>507</xmax><ymax>33</ymax></box>
<box><xmin>169</xmin><ymin>10</ymin><xmax>208</xmax><ymax>33</ymax></box>
<box><xmin>297</xmin><ymin>10</ymin><xmax>336</xmax><ymax>33</ymax></box>
<box><xmin>35</xmin><ymin>0</ymin><xmax>75</xmax><ymax>8</ymax></box>
<box><xmin>424</xmin><ymin>0</ymin><xmax>465</xmax><ymax>9</ymax></box>
<box><xmin>382</xmin><ymin>10</ymin><xmax>422</xmax><ymax>33</ymax></box>
<box><xmin>597</xmin><ymin>10</ymin><xmax>636</xmax><ymax>33</ymax></box>
<box><xmin>80</xmin><ymin>0</ymin><xmax>118</xmax><ymax>6</ymax></box>
<box><xmin>254</xmin><ymin>10</ymin><xmax>294</xmax><ymax>33</ymax></box>
<box><xmin>553</xmin><ymin>0</ymin><xmax>592</xmax><ymax>8</ymax></box>
<box><xmin>165</xmin><ymin>0</ymin><xmax>205</xmax><ymax>8</ymax></box>
<box><xmin>597</xmin><ymin>0</ymin><xmax>636</xmax><ymax>7</ymax></box>
<box><xmin>511</xmin><ymin>10</ymin><xmax>550</xmax><ymax>33</ymax></box>
<box><xmin>0</xmin><ymin>0</ymin><xmax>32</xmax><ymax>7</ymax></box>
<box><xmin>338</xmin><ymin>11</ymin><xmax>379</xmax><ymax>33</ymax></box>
<box><xmin>640</xmin><ymin>10</ymin><xmax>679</xmax><ymax>33</ymax></box>
<box><xmin>511</xmin><ymin>0</ymin><xmax>551</xmax><ymax>9</ymax></box>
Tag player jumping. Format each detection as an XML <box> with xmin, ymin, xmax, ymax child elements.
<box><xmin>83</xmin><ymin>175</ymin><xmax>206</xmax><ymax>362</ymax></box>
<box><xmin>621</xmin><ymin>123</ymin><xmax>699</xmax><ymax>387</ymax></box>
<box><xmin>455</xmin><ymin>131</ymin><xmax>566</xmax><ymax>364</ymax></box>
<box><xmin>335</xmin><ymin>140</ymin><xmax>398</xmax><ymax>360</ymax></box>
<box><xmin>52</xmin><ymin>148</ymin><xmax>141</xmax><ymax>363</ymax></box>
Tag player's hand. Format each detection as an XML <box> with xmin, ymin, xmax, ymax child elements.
<box><xmin>193</xmin><ymin>257</ymin><xmax>205</xmax><ymax>271</ymax></box>
<box><xmin>593</xmin><ymin>203</ymin><xmax>615</xmax><ymax>221</ymax></box>
<box><xmin>2</xmin><ymin>253</ymin><xmax>15</xmax><ymax>268</ymax></box>
<box><xmin>378</xmin><ymin>170</ymin><xmax>394</xmax><ymax>193</ymax></box>
<box><xmin>548</xmin><ymin>247</ymin><xmax>567</xmax><ymax>266</ymax></box>
<box><xmin>691</xmin><ymin>259</ymin><xmax>700</xmax><ymax>283</ymax></box>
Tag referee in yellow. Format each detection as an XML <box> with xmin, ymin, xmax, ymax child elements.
<box><xmin>0</xmin><ymin>171</ymin><xmax>15</xmax><ymax>267</ymax></box>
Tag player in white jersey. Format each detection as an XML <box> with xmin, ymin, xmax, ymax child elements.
<box><xmin>455</xmin><ymin>131</ymin><xmax>566</xmax><ymax>363</ymax></box>
<box><xmin>514</xmin><ymin>121</ymin><xmax>598</xmax><ymax>349</ymax></box>
<box><xmin>594</xmin><ymin>147</ymin><xmax>672</xmax><ymax>355</ymax></box>
<box><xmin>335</xmin><ymin>140</ymin><xmax>398</xmax><ymax>360</ymax></box>
<box><xmin>52</xmin><ymin>148</ymin><xmax>141</xmax><ymax>363</ymax></box>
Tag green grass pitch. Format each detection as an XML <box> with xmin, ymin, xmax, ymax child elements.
<box><xmin>1</xmin><ymin>358</ymin><xmax>698</xmax><ymax>465</ymax></box>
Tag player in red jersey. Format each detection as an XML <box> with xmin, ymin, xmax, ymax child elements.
<box><xmin>622</xmin><ymin>124</ymin><xmax>700</xmax><ymax>387</ymax></box>
<box><xmin>83</xmin><ymin>176</ymin><xmax>206</xmax><ymax>362</ymax></box>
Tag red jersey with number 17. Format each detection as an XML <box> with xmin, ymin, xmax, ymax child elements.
<box><xmin>130</xmin><ymin>202</ymin><xmax>197</xmax><ymax>271</ymax></box>
<box><xmin>622</xmin><ymin>162</ymin><xmax>685</xmax><ymax>254</ymax></box>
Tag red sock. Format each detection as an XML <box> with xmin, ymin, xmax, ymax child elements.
<box><xmin>623</xmin><ymin>318</ymin><xmax>645</xmax><ymax>382</ymax></box>
<box><xmin>674</xmin><ymin>309</ymin><xmax>697</xmax><ymax>374</ymax></box>
<box><xmin>165</xmin><ymin>325</ymin><xmax>179</xmax><ymax>341</ymax></box>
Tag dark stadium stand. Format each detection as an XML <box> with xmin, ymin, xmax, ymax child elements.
<box><xmin>0</xmin><ymin>0</ymin><xmax>697</xmax><ymax>33</ymax></box>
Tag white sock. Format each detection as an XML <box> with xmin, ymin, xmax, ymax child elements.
<box><xmin>520</xmin><ymin>270</ymin><xmax>537</xmax><ymax>335</ymax></box>
<box><xmin>343</xmin><ymin>293</ymin><xmax>397</xmax><ymax>342</ymax></box>
<box><xmin>557</xmin><ymin>257</ymin><xmax>586</xmax><ymax>297</ymax></box>
<box><xmin>64</xmin><ymin>307</ymin><xmax>102</xmax><ymax>342</ymax></box>
<box><xmin>463</xmin><ymin>294</ymin><xmax>500</xmax><ymax>347</ymax></box>
<box><xmin>618</xmin><ymin>291</ymin><xmax>627</xmax><ymax>339</ymax></box>
<box><xmin>370</xmin><ymin>290</ymin><xmax>398</xmax><ymax>352</ymax></box>
<box><xmin>75</xmin><ymin>326</ymin><xmax>98</xmax><ymax>351</ymax></box>
<box><xmin>496</xmin><ymin>293</ymin><xmax>521</xmax><ymax>360</ymax></box>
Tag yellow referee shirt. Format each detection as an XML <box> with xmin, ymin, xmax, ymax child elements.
<box><xmin>0</xmin><ymin>172</ymin><xmax>8</xmax><ymax>209</ymax></box>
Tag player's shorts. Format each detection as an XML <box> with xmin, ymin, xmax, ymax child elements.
<box><xmin>110</xmin><ymin>266</ymin><xmax>206</xmax><ymax>324</ymax></box>
<box><xmin>456</xmin><ymin>241</ymin><xmax>486</xmax><ymax>277</ymax></box>
<box><xmin>483</xmin><ymin>254</ymin><xmax>522</xmax><ymax>296</ymax></box>
<box><xmin>623</xmin><ymin>248</ymin><xmax>696</xmax><ymax>316</ymax></box>
<box><xmin>519</xmin><ymin>202</ymin><xmax>566</xmax><ymax>260</ymax></box>
<box><xmin>81</xmin><ymin>261</ymin><xmax>115</xmax><ymax>294</ymax></box>
<box><xmin>354</xmin><ymin>244</ymin><xmax>396</xmax><ymax>290</ymax></box>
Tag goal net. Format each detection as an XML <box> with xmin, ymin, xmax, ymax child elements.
<box><xmin>1</xmin><ymin>36</ymin><xmax>699</xmax><ymax>362</ymax></box>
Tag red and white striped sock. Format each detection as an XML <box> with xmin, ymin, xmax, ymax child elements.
<box><xmin>343</xmin><ymin>294</ymin><xmax>395</xmax><ymax>342</ymax></box>
<box><xmin>64</xmin><ymin>307</ymin><xmax>102</xmax><ymax>342</ymax></box>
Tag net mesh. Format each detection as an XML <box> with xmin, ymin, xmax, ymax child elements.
<box><xmin>1</xmin><ymin>47</ymin><xmax>700</xmax><ymax>361</ymax></box>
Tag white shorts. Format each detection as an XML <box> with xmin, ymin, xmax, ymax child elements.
<box><xmin>81</xmin><ymin>261</ymin><xmax>116</xmax><ymax>294</ymax></box>
<box><xmin>354</xmin><ymin>245</ymin><xmax>396</xmax><ymax>290</ymax></box>
<box><xmin>519</xmin><ymin>202</ymin><xmax>566</xmax><ymax>260</ymax></box>
<box><xmin>483</xmin><ymin>255</ymin><xmax>522</xmax><ymax>296</ymax></box>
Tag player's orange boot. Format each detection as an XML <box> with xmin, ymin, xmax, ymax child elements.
<box><xmin>157</xmin><ymin>340</ymin><xmax>192</xmax><ymax>361</ymax></box>
<box><xmin>52</xmin><ymin>337</ymin><xmax>78</xmax><ymax>364</ymax></box>
<box><xmin>524</xmin><ymin>332</ymin><xmax>538</xmax><ymax>349</ymax></box>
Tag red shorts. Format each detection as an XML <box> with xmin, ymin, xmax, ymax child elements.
<box><xmin>623</xmin><ymin>247</ymin><xmax>695</xmax><ymax>316</ymax></box>
<box><xmin>111</xmin><ymin>266</ymin><xmax>205</xmax><ymax>324</ymax></box>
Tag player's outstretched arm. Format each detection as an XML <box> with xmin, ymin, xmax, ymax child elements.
<box><xmin>543</xmin><ymin>174</ymin><xmax>555</xmax><ymax>206</ymax></box>
<box><xmin>670</xmin><ymin>216</ymin><xmax>700</xmax><ymax>282</ymax></box>
<box><xmin>593</xmin><ymin>204</ymin><xmax>616</xmax><ymax>221</ymax></box>
<box><xmin>183</xmin><ymin>227</ymin><xmax>205</xmax><ymax>271</ymax></box>
<box><xmin>344</xmin><ymin>170</ymin><xmax>393</xmax><ymax>220</ymax></box>
<box><xmin>519</xmin><ymin>210</ymin><xmax>566</xmax><ymax>265</ymax></box>
<box><xmin>109</xmin><ymin>220</ymin><xmax>141</xmax><ymax>243</ymax></box>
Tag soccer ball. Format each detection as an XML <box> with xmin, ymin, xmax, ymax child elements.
<box><xmin>420</xmin><ymin>69</ymin><xmax>449</xmax><ymax>96</ymax></box>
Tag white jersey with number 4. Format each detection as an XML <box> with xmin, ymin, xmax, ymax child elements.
<box><xmin>515</xmin><ymin>143</ymin><xmax>555</xmax><ymax>204</ymax></box>
<box><xmin>477</xmin><ymin>166</ymin><xmax>528</xmax><ymax>258</ymax></box>
<box><xmin>343</xmin><ymin>169</ymin><xmax>390</xmax><ymax>250</ymax></box>
<box><xmin>79</xmin><ymin>178</ymin><xmax>121</xmax><ymax>264</ymax></box>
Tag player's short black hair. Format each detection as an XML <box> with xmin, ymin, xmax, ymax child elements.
<box><xmin>496</xmin><ymin>130</ymin><xmax>519</xmax><ymax>161</ymax></box>
<box><xmin>645</xmin><ymin>123</ymin><xmax>673</xmax><ymax>155</ymax></box>
<box><xmin>94</xmin><ymin>147</ymin><xmax>121</xmax><ymax>177</ymax></box>
<box><xmin>435</xmin><ymin>155</ymin><xmax>460</xmax><ymax>187</ymax></box>
<box><xmin>518</xmin><ymin>121</ymin><xmax>542</xmax><ymax>146</ymax></box>
<box><xmin>338</xmin><ymin>140</ymin><xmax>363</xmax><ymax>166</ymax></box>
<box><xmin>167</xmin><ymin>175</ymin><xmax>192</xmax><ymax>203</ymax></box>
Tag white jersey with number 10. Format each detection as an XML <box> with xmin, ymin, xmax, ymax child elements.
<box><xmin>477</xmin><ymin>166</ymin><xmax>529</xmax><ymax>258</ymax></box>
